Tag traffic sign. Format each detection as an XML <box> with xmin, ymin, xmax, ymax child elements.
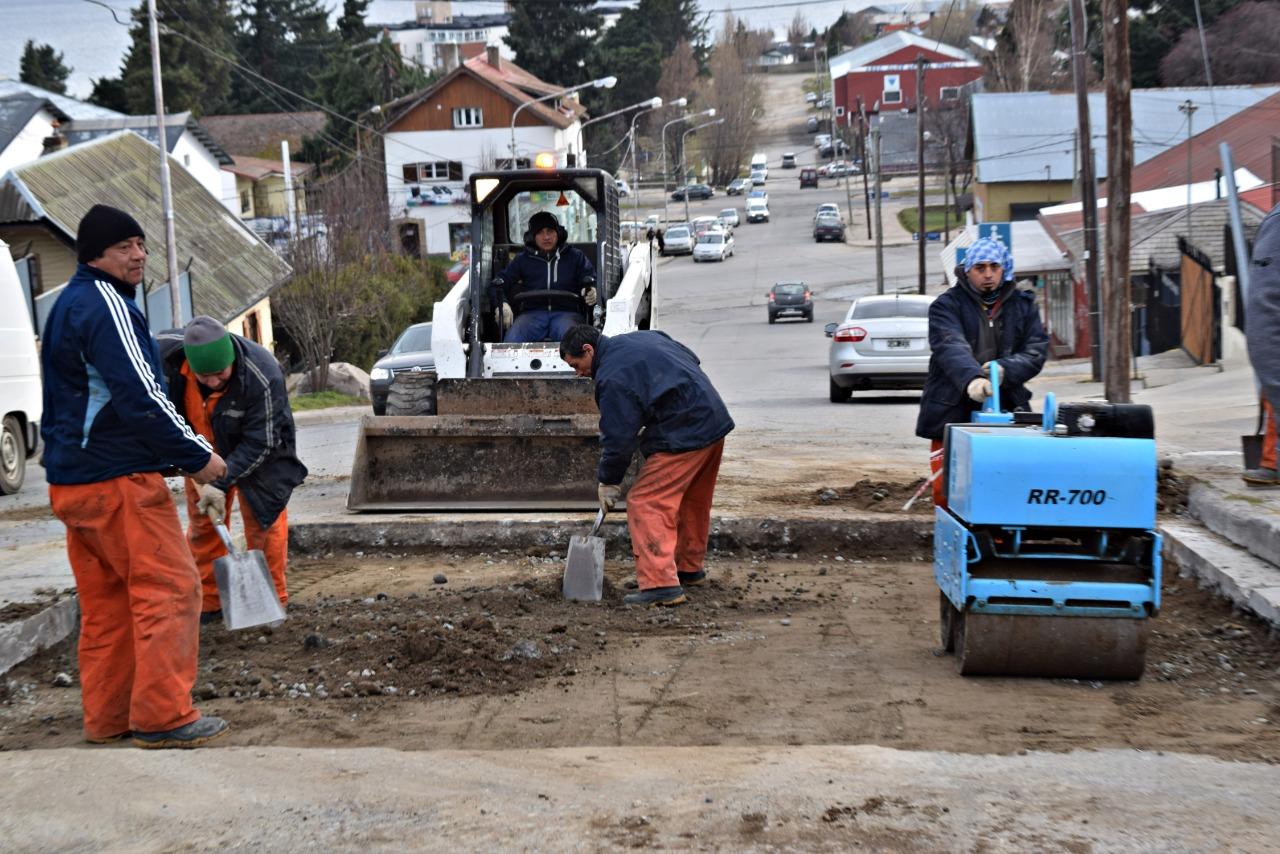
<box><xmin>976</xmin><ymin>221</ymin><xmax>1013</xmax><ymax>253</ymax></box>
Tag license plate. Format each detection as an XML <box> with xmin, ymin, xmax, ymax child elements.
<box><xmin>886</xmin><ymin>339</ymin><xmax>910</xmax><ymax>349</ymax></box>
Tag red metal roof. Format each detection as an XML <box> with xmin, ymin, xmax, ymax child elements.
<box><xmin>1131</xmin><ymin>91</ymin><xmax>1280</xmax><ymax>192</ymax></box>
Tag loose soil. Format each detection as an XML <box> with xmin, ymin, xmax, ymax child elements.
<box><xmin>3</xmin><ymin>552</ymin><xmax>1278</xmax><ymax>760</ymax></box>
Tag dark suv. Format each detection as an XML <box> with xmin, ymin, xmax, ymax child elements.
<box><xmin>767</xmin><ymin>282</ymin><xmax>813</xmax><ymax>324</ymax></box>
<box><xmin>369</xmin><ymin>322</ymin><xmax>433</xmax><ymax>415</ymax></box>
<box><xmin>813</xmin><ymin>213</ymin><xmax>846</xmax><ymax>242</ymax></box>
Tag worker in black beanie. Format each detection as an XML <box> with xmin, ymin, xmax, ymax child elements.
<box><xmin>76</xmin><ymin>204</ymin><xmax>146</xmax><ymax>266</ymax></box>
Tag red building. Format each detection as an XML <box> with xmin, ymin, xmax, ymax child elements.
<box><xmin>828</xmin><ymin>31</ymin><xmax>983</xmax><ymax>122</ymax></box>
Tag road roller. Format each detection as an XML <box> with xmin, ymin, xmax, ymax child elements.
<box><xmin>934</xmin><ymin>365</ymin><xmax>1160</xmax><ymax>679</ymax></box>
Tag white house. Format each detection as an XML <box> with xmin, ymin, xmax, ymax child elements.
<box><xmin>380</xmin><ymin>47</ymin><xmax>587</xmax><ymax>255</ymax></box>
<box><xmin>63</xmin><ymin>113</ymin><xmax>233</xmax><ymax>202</ymax></box>
<box><xmin>0</xmin><ymin>94</ymin><xmax>71</xmax><ymax>176</ymax></box>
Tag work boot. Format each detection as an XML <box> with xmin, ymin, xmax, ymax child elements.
<box><xmin>84</xmin><ymin>731</ymin><xmax>130</xmax><ymax>745</ymax></box>
<box><xmin>677</xmin><ymin>569</ymin><xmax>707</xmax><ymax>587</ymax></box>
<box><xmin>623</xmin><ymin>586</ymin><xmax>687</xmax><ymax>608</ymax></box>
<box><xmin>133</xmin><ymin>715</ymin><xmax>229</xmax><ymax>749</ymax></box>
<box><xmin>199</xmin><ymin>610</ymin><xmax>223</xmax><ymax>626</ymax></box>
<box><xmin>1242</xmin><ymin>467</ymin><xmax>1280</xmax><ymax>487</ymax></box>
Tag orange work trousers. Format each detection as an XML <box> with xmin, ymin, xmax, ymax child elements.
<box><xmin>49</xmin><ymin>472</ymin><xmax>201</xmax><ymax>739</ymax></box>
<box><xmin>929</xmin><ymin>440</ymin><xmax>947</xmax><ymax>508</ymax></box>
<box><xmin>626</xmin><ymin>439</ymin><xmax>725</xmax><ymax>590</ymax></box>
<box><xmin>184</xmin><ymin>479</ymin><xmax>288</xmax><ymax>613</ymax></box>
<box><xmin>1263</xmin><ymin>399</ymin><xmax>1278</xmax><ymax>471</ymax></box>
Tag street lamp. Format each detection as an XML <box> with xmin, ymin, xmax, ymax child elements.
<box><xmin>680</xmin><ymin>117</ymin><xmax>725</xmax><ymax>224</ymax></box>
<box><xmin>575</xmin><ymin>95</ymin><xmax>663</xmax><ymax>162</ymax></box>
<box><xmin>509</xmin><ymin>74</ymin><xmax>617</xmax><ymax>168</ymax></box>
<box><xmin>628</xmin><ymin>97</ymin><xmax>664</xmax><ymax>223</ymax></box>
<box><xmin>661</xmin><ymin>106</ymin><xmax>714</xmax><ymax>225</ymax></box>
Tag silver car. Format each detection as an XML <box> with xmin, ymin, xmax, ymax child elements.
<box><xmin>825</xmin><ymin>293</ymin><xmax>935</xmax><ymax>402</ymax></box>
<box><xmin>662</xmin><ymin>225</ymin><xmax>694</xmax><ymax>256</ymax></box>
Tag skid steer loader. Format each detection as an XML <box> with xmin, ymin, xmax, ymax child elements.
<box><xmin>348</xmin><ymin>166</ymin><xmax>655</xmax><ymax>511</ymax></box>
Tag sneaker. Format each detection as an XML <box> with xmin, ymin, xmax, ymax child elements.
<box><xmin>85</xmin><ymin>731</ymin><xmax>130</xmax><ymax>745</ymax></box>
<box><xmin>622</xmin><ymin>586</ymin><xmax>687</xmax><ymax>608</ymax></box>
<box><xmin>199</xmin><ymin>610</ymin><xmax>223</xmax><ymax>625</ymax></box>
<box><xmin>677</xmin><ymin>569</ymin><xmax>707</xmax><ymax>587</ymax></box>
<box><xmin>133</xmin><ymin>715</ymin><xmax>229</xmax><ymax>749</ymax></box>
<box><xmin>1242</xmin><ymin>467</ymin><xmax>1280</xmax><ymax>487</ymax></box>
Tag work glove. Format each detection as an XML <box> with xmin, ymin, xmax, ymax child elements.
<box><xmin>495</xmin><ymin>302</ymin><xmax>513</xmax><ymax>327</ymax></box>
<box><xmin>598</xmin><ymin>483</ymin><xmax>622</xmax><ymax>513</ymax></box>
<box><xmin>979</xmin><ymin>361</ymin><xmax>995</xmax><ymax>377</ymax></box>
<box><xmin>582</xmin><ymin>287</ymin><xmax>598</xmax><ymax>307</ymax></box>
<box><xmin>967</xmin><ymin>377</ymin><xmax>993</xmax><ymax>404</ymax></box>
<box><xmin>196</xmin><ymin>483</ymin><xmax>227</xmax><ymax>521</ymax></box>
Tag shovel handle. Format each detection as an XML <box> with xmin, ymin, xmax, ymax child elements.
<box><xmin>213</xmin><ymin>522</ymin><xmax>236</xmax><ymax>554</ymax></box>
<box><xmin>589</xmin><ymin>508</ymin><xmax>606</xmax><ymax>538</ymax></box>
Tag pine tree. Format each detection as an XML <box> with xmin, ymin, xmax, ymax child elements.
<box><xmin>503</xmin><ymin>0</ymin><xmax>601</xmax><ymax>85</ymax></box>
<box><xmin>19</xmin><ymin>40</ymin><xmax>71</xmax><ymax>94</ymax></box>
<box><xmin>232</xmin><ymin>0</ymin><xmax>341</xmax><ymax>113</ymax></box>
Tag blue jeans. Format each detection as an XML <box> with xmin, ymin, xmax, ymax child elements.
<box><xmin>504</xmin><ymin>311</ymin><xmax>581</xmax><ymax>344</ymax></box>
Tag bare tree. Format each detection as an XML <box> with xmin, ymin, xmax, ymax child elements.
<box><xmin>984</xmin><ymin>0</ymin><xmax>1068</xmax><ymax>92</ymax></box>
<box><xmin>786</xmin><ymin>10</ymin><xmax>809</xmax><ymax>56</ymax></box>
<box><xmin>694</xmin><ymin>15</ymin><xmax>762</xmax><ymax>186</ymax></box>
<box><xmin>657</xmin><ymin>39</ymin><xmax>699</xmax><ymax>179</ymax></box>
<box><xmin>1160</xmin><ymin>1</ymin><xmax>1280</xmax><ymax>86</ymax></box>
<box><xmin>827</xmin><ymin>11</ymin><xmax>876</xmax><ymax>53</ymax></box>
<box><xmin>922</xmin><ymin>101</ymin><xmax>973</xmax><ymax>218</ymax></box>
<box><xmin>921</xmin><ymin>0</ymin><xmax>982</xmax><ymax>51</ymax></box>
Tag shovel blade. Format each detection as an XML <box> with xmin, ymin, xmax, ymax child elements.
<box><xmin>213</xmin><ymin>549</ymin><xmax>286</xmax><ymax>631</ymax></box>
<box><xmin>563</xmin><ymin>535</ymin><xmax>604</xmax><ymax>602</ymax></box>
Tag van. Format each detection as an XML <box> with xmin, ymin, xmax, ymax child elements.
<box><xmin>750</xmin><ymin>152</ymin><xmax>768</xmax><ymax>172</ymax></box>
<box><xmin>799</xmin><ymin>168</ymin><xmax>818</xmax><ymax>189</ymax></box>
<box><xmin>781</xmin><ymin>152</ymin><xmax>797</xmax><ymax>169</ymax></box>
<box><xmin>0</xmin><ymin>240</ymin><xmax>42</xmax><ymax>494</ymax></box>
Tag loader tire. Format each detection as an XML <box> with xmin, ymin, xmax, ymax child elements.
<box><xmin>386</xmin><ymin>371</ymin><xmax>437</xmax><ymax>416</ymax></box>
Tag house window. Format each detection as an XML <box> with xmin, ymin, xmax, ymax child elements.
<box><xmin>882</xmin><ymin>90</ymin><xmax>903</xmax><ymax>104</ymax></box>
<box><xmin>497</xmin><ymin>158</ymin><xmax>531</xmax><ymax>170</ymax></box>
<box><xmin>403</xmin><ymin>161</ymin><xmax>464</xmax><ymax>182</ymax></box>
<box><xmin>940</xmin><ymin>86</ymin><xmax>960</xmax><ymax>102</ymax></box>
<box><xmin>240</xmin><ymin>190</ymin><xmax>251</xmax><ymax>213</ymax></box>
<box><xmin>183</xmin><ymin>153</ymin><xmax>191</xmax><ymax>166</ymax></box>
<box><xmin>452</xmin><ymin>107</ymin><xmax>483</xmax><ymax>128</ymax></box>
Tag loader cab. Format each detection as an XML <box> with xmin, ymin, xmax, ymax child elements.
<box><xmin>468</xmin><ymin>168</ymin><xmax>621</xmax><ymax>347</ymax></box>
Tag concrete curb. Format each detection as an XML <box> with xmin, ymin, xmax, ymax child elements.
<box><xmin>1188</xmin><ymin>482</ymin><xmax>1280</xmax><ymax>569</ymax></box>
<box><xmin>289</xmin><ymin>515</ymin><xmax>934</xmax><ymax>557</ymax></box>
<box><xmin>1161</xmin><ymin>521</ymin><xmax>1280</xmax><ymax>629</ymax></box>
<box><xmin>0</xmin><ymin>597</ymin><xmax>78</xmax><ymax>676</ymax></box>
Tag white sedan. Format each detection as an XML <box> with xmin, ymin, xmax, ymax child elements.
<box><xmin>692</xmin><ymin>230</ymin><xmax>734</xmax><ymax>262</ymax></box>
<box><xmin>825</xmin><ymin>293</ymin><xmax>935</xmax><ymax>402</ymax></box>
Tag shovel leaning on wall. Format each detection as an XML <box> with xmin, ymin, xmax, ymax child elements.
<box><xmin>209</xmin><ymin>509</ymin><xmax>287</xmax><ymax>630</ymax></box>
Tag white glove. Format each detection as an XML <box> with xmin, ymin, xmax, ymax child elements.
<box><xmin>979</xmin><ymin>361</ymin><xmax>995</xmax><ymax>377</ymax></box>
<box><xmin>196</xmin><ymin>483</ymin><xmax>227</xmax><ymax>521</ymax></box>
<box><xmin>598</xmin><ymin>483</ymin><xmax>622</xmax><ymax>512</ymax></box>
<box><xmin>582</xmin><ymin>287</ymin><xmax>598</xmax><ymax>307</ymax></box>
<box><xmin>967</xmin><ymin>377</ymin><xmax>993</xmax><ymax>403</ymax></box>
<box><xmin>497</xmin><ymin>303</ymin><xmax>513</xmax><ymax>327</ymax></box>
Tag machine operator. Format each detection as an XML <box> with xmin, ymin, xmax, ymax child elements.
<box><xmin>915</xmin><ymin>236</ymin><xmax>1049</xmax><ymax>507</ymax></box>
<box><xmin>491</xmin><ymin>211</ymin><xmax>598</xmax><ymax>343</ymax></box>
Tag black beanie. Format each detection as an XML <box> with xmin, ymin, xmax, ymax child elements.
<box><xmin>528</xmin><ymin>211</ymin><xmax>561</xmax><ymax>235</ymax></box>
<box><xmin>76</xmin><ymin>204</ymin><xmax>146</xmax><ymax>263</ymax></box>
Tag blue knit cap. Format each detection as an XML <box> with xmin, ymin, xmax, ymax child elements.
<box><xmin>964</xmin><ymin>236</ymin><xmax>1014</xmax><ymax>282</ymax></box>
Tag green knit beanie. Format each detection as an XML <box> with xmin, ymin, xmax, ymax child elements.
<box><xmin>183</xmin><ymin>316</ymin><xmax>235</xmax><ymax>373</ymax></box>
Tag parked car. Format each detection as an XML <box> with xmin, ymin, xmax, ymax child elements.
<box><xmin>820</xmin><ymin>160</ymin><xmax>858</xmax><ymax>178</ymax></box>
<box><xmin>745</xmin><ymin>199</ymin><xmax>770</xmax><ymax>223</ymax></box>
<box><xmin>781</xmin><ymin>152</ymin><xmax>797</xmax><ymax>169</ymax></box>
<box><xmin>717</xmin><ymin>207</ymin><xmax>740</xmax><ymax>228</ymax></box>
<box><xmin>726</xmin><ymin>177</ymin><xmax>750</xmax><ymax>195</ymax></box>
<box><xmin>806</xmin><ymin>116</ymin><xmax>819</xmax><ymax>133</ymax></box>
<box><xmin>749</xmin><ymin>169</ymin><xmax>767</xmax><ymax>186</ymax></box>
<box><xmin>825</xmin><ymin>294</ymin><xmax>936</xmax><ymax>402</ymax></box>
<box><xmin>369</xmin><ymin>322</ymin><xmax>433</xmax><ymax>416</ymax></box>
<box><xmin>814</xmin><ymin>133</ymin><xmax>831</xmax><ymax>150</ymax></box>
<box><xmin>661</xmin><ymin>224</ymin><xmax>694</xmax><ymax>255</ymax></box>
<box><xmin>671</xmin><ymin>184</ymin><xmax>713</xmax><ymax>201</ymax></box>
<box><xmin>813</xmin><ymin>212</ymin><xmax>846</xmax><ymax>242</ymax></box>
<box><xmin>819</xmin><ymin>139</ymin><xmax>850</xmax><ymax>158</ymax></box>
<box><xmin>813</xmin><ymin>203</ymin><xmax>840</xmax><ymax>222</ymax></box>
<box><xmin>615</xmin><ymin>178</ymin><xmax>631</xmax><ymax>197</ymax></box>
<box><xmin>690</xmin><ymin>215</ymin><xmax>720</xmax><ymax>236</ymax></box>
<box><xmin>692</xmin><ymin>229</ymin><xmax>734</xmax><ymax>262</ymax></box>
<box><xmin>805</xmin><ymin>91</ymin><xmax>818</xmax><ymax>104</ymax></box>
<box><xmin>815</xmin><ymin>96</ymin><xmax>830</xmax><ymax>110</ymax></box>
<box><xmin>799</xmin><ymin>168</ymin><xmax>818</xmax><ymax>189</ymax></box>
<box><xmin>767</xmin><ymin>282</ymin><xmax>813</xmax><ymax>324</ymax></box>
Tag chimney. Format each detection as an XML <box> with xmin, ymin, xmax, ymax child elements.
<box><xmin>41</xmin><ymin>121</ymin><xmax>67</xmax><ymax>156</ymax></box>
<box><xmin>486</xmin><ymin>44</ymin><xmax>501</xmax><ymax>71</ymax></box>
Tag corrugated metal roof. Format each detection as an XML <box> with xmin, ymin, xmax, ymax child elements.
<box><xmin>0</xmin><ymin>79</ymin><xmax>125</xmax><ymax>121</ymax></box>
<box><xmin>830</xmin><ymin>30</ymin><xmax>977</xmax><ymax>79</ymax></box>
<box><xmin>971</xmin><ymin>86</ymin><xmax>1280</xmax><ymax>184</ymax></box>
<box><xmin>1132</xmin><ymin>91</ymin><xmax>1280</xmax><ymax>191</ymax></box>
<box><xmin>0</xmin><ymin>131</ymin><xmax>290</xmax><ymax>323</ymax></box>
<box><xmin>200</xmin><ymin>112</ymin><xmax>327</xmax><ymax>159</ymax></box>
<box><xmin>64</xmin><ymin>113</ymin><xmax>234</xmax><ymax>166</ymax></box>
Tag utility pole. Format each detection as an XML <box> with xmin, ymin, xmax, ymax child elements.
<box><xmin>1179</xmin><ymin>99</ymin><xmax>1198</xmax><ymax>237</ymax></box>
<box><xmin>915</xmin><ymin>54</ymin><xmax>927</xmax><ymax>294</ymax></box>
<box><xmin>858</xmin><ymin>97</ymin><xmax>871</xmax><ymax>240</ymax></box>
<box><xmin>842</xmin><ymin>118</ymin><xmax>855</xmax><ymax>229</ymax></box>
<box><xmin>147</xmin><ymin>0</ymin><xmax>181</xmax><ymax>326</ymax></box>
<box><xmin>943</xmin><ymin>141</ymin><xmax>952</xmax><ymax>243</ymax></box>
<box><xmin>873</xmin><ymin>126</ymin><xmax>884</xmax><ymax>295</ymax></box>
<box><xmin>1069</xmin><ymin>0</ymin><xmax>1103</xmax><ymax>382</ymax></box>
<box><xmin>1104</xmin><ymin>0</ymin><xmax>1133</xmax><ymax>402</ymax></box>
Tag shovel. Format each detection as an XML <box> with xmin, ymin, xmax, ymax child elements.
<box><xmin>210</xmin><ymin>514</ymin><xmax>287</xmax><ymax>631</ymax></box>
<box><xmin>563</xmin><ymin>508</ymin><xmax>606</xmax><ymax>602</ymax></box>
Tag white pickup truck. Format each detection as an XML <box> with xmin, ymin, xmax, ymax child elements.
<box><xmin>0</xmin><ymin>240</ymin><xmax>42</xmax><ymax>494</ymax></box>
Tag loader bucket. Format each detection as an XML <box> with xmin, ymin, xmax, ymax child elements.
<box><xmin>347</xmin><ymin>413</ymin><xmax>607</xmax><ymax>511</ymax></box>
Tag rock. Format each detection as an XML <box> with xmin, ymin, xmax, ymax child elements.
<box><xmin>51</xmin><ymin>672</ymin><xmax>73</xmax><ymax>688</ymax></box>
<box><xmin>433</xmin><ymin>573</ymin><xmax>448</xmax><ymax>585</ymax></box>
<box><xmin>817</xmin><ymin>488</ymin><xmax>838</xmax><ymax>504</ymax></box>
<box><xmin>287</xmin><ymin>362</ymin><xmax>371</xmax><ymax>400</ymax></box>
<box><xmin>505</xmin><ymin>640</ymin><xmax>542</xmax><ymax>661</ymax></box>
<box><xmin>194</xmin><ymin>683</ymin><xmax>219</xmax><ymax>700</ymax></box>
<box><xmin>355</xmin><ymin>680</ymin><xmax>383</xmax><ymax>696</ymax></box>
<box><xmin>303</xmin><ymin>633</ymin><xmax>329</xmax><ymax>651</ymax></box>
